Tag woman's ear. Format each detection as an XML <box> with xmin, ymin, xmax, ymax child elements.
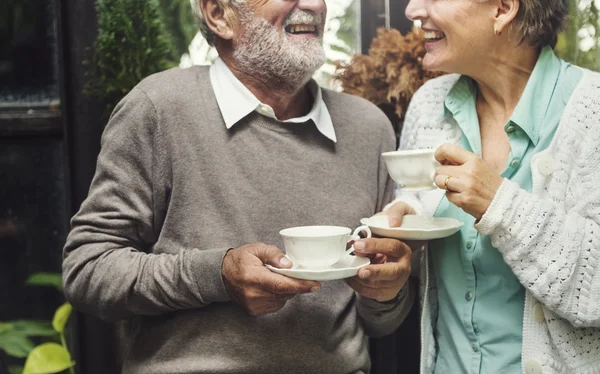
<box><xmin>200</xmin><ymin>0</ymin><xmax>236</xmax><ymax>41</ymax></box>
<box><xmin>493</xmin><ymin>0</ymin><xmax>519</xmax><ymax>35</ymax></box>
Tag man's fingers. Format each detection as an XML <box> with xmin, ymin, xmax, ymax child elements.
<box><xmin>358</xmin><ymin>260</ymin><xmax>410</xmax><ymax>281</ymax></box>
<box><xmin>245</xmin><ymin>298</ymin><xmax>287</xmax><ymax>316</ymax></box>
<box><xmin>348</xmin><ymin>275</ymin><xmax>399</xmax><ymax>289</ymax></box>
<box><xmin>353</xmin><ymin>238</ymin><xmax>411</xmax><ymax>258</ymax></box>
<box><xmin>252</xmin><ymin>244</ymin><xmax>294</xmax><ymax>269</ymax></box>
<box><xmin>258</xmin><ymin>271</ymin><xmax>320</xmax><ymax>295</ymax></box>
<box><xmin>434</xmin><ymin>143</ymin><xmax>475</xmax><ymax>166</ymax></box>
<box><xmin>345</xmin><ymin>278</ymin><xmax>400</xmax><ymax>302</ymax></box>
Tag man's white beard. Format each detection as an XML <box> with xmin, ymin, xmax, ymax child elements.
<box><xmin>232</xmin><ymin>6</ymin><xmax>326</xmax><ymax>92</ymax></box>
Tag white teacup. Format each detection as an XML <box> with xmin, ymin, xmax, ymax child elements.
<box><xmin>279</xmin><ymin>225</ymin><xmax>371</xmax><ymax>269</ymax></box>
<box><xmin>382</xmin><ymin>149</ymin><xmax>440</xmax><ymax>191</ymax></box>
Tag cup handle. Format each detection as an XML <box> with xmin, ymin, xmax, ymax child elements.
<box><xmin>345</xmin><ymin>225</ymin><xmax>372</xmax><ymax>255</ymax></box>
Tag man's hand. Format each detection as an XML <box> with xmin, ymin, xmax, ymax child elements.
<box><xmin>345</xmin><ymin>238</ymin><xmax>411</xmax><ymax>302</ymax></box>
<box><xmin>222</xmin><ymin>243</ymin><xmax>320</xmax><ymax>316</ymax></box>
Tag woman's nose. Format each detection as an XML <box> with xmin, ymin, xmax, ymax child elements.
<box><xmin>405</xmin><ymin>0</ymin><xmax>427</xmax><ymax>22</ymax></box>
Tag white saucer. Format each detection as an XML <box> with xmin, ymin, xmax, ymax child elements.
<box><xmin>266</xmin><ymin>254</ymin><xmax>370</xmax><ymax>281</ymax></box>
<box><xmin>360</xmin><ymin>215</ymin><xmax>463</xmax><ymax>240</ymax></box>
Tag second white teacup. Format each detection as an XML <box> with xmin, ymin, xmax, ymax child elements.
<box><xmin>279</xmin><ymin>225</ymin><xmax>371</xmax><ymax>269</ymax></box>
<box><xmin>382</xmin><ymin>149</ymin><xmax>440</xmax><ymax>191</ymax></box>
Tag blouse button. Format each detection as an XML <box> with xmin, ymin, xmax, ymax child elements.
<box><xmin>524</xmin><ymin>358</ymin><xmax>543</xmax><ymax>374</ymax></box>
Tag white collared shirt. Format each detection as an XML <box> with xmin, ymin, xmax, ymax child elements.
<box><xmin>209</xmin><ymin>57</ymin><xmax>336</xmax><ymax>142</ymax></box>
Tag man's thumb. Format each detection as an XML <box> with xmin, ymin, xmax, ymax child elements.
<box><xmin>255</xmin><ymin>245</ymin><xmax>293</xmax><ymax>268</ymax></box>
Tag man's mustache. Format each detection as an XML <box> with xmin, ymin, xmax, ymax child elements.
<box><xmin>283</xmin><ymin>10</ymin><xmax>324</xmax><ymax>28</ymax></box>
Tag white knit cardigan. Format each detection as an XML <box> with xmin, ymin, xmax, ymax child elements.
<box><xmin>389</xmin><ymin>70</ymin><xmax>600</xmax><ymax>374</ymax></box>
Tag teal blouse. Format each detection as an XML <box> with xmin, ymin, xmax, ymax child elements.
<box><xmin>431</xmin><ymin>46</ymin><xmax>582</xmax><ymax>374</ymax></box>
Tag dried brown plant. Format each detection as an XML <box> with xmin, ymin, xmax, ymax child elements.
<box><xmin>335</xmin><ymin>27</ymin><xmax>445</xmax><ymax>135</ymax></box>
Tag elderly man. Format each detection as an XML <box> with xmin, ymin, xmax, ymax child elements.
<box><xmin>62</xmin><ymin>0</ymin><xmax>414</xmax><ymax>372</ymax></box>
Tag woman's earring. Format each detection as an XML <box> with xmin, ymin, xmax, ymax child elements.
<box><xmin>494</xmin><ymin>24</ymin><xmax>502</xmax><ymax>36</ymax></box>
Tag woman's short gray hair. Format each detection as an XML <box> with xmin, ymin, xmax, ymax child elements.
<box><xmin>512</xmin><ymin>0</ymin><xmax>568</xmax><ymax>48</ymax></box>
<box><xmin>189</xmin><ymin>0</ymin><xmax>244</xmax><ymax>46</ymax></box>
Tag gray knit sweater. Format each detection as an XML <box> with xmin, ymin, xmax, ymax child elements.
<box><xmin>63</xmin><ymin>66</ymin><xmax>409</xmax><ymax>374</ymax></box>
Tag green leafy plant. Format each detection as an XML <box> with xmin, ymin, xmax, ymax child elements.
<box><xmin>0</xmin><ymin>273</ymin><xmax>74</xmax><ymax>374</ymax></box>
<box><xmin>556</xmin><ymin>0</ymin><xmax>600</xmax><ymax>71</ymax></box>
<box><xmin>85</xmin><ymin>0</ymin><xmax>179</xmax><ymax>115</ymax></box>
<box><xmin>157</xmin><ymin>0</ymin><xmax>197</xmax><ymax>63</ymax></box>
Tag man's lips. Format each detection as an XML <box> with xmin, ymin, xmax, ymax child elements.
<box><xmin>285</xmin><ymin>24</ymin><xmax>319</xmax><ymax>36</ymax></box>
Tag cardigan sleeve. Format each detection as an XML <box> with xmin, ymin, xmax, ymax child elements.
<box><xmin>62</xmin><ymin>87</ymin><xmax>230</xmax><ymax>322</ymax></box>
<box><xmin>476</xmin><ymin>172</ymin><xmax>600</xmax><ymax>328</ymax></box>
<box><xmin>475</xmin><ymin>73</ymin><xmax>600</xmax><ymax>328</ymax></box>
<box><xmin>381</xmin><ymin>83</ymin><xmax>428</xmax><ymax>215</ymax></box>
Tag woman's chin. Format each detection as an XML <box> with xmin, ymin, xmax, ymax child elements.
<box><xmin>422</xmin><ymin>56</ymin><xmax>441</xmax><ymax>72</ymax></box>
<box><xmin>422</xmin><ymin>54</ymin><xmax>453</xmax><ymax>74</ymax></box>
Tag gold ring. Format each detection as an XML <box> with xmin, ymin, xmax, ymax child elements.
<box><xmin>444</xmin><ymin>176</ymin><xmax>451</xmax><ymax>190</ymax></box>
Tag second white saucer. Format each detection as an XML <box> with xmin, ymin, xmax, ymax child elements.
<box><xmin>360</xmin><ymin>215</ymin><xmax>463</xmax><ymax>240</ymax></box>
<box><xmin>266</xmin><ymin>254</ymin><xmax>370</xmax><ymax>281</ymax></box>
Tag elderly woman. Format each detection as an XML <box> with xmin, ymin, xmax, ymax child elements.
<box><xmin>381</xmin><ymin>0</ymin><xmax>600</xmax><ymax>373</ymax></box>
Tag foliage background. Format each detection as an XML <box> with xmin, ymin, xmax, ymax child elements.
<box><xmin>557</xmin><ymin>0</ymin><xmax>600</xmax><ymax>70</ymax></box>
<box><xmin>85</xmin><ymin>0</ymin><xmax>600</xmax><ymax>115</ymax></box>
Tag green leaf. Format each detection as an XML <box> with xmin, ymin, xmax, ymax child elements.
<box><xmin>26</xmin><ymin>273</ymin><xmax>63</xmax><ymax>293</ymax></box>
<box><xmin>11</xmin><ymin>321</ymin><xmax>57</xmax><ymax>337</ymax></box>
<box><xmin>0</xmin><ymin>333</ymin><xmax>34</xmax><ymax>358</ymax></box>
<box><xmin>52</xmin><ymin>304</ymin><xmax>72</xmax><ymax>334</ymax></box>
<box><xmin>0</xmin><ymin>322</ymin><xmax>12</xmax><ymax>334</ymax></box>
<box><xmin>22</xmin><ymin>343</ymin><xmax>75</xmax><ymax>374</ymax></box>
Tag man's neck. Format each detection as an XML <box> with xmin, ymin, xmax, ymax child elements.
<box><xmin>220</xmin><ymin>54</ymin><xmax>314</xmax><ymax>120</ymax></box>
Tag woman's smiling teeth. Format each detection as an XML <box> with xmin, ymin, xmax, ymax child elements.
<box><xmin>286</xmin><ymin>24</ymin><xmax>317</xmax><ymax>35</ymax></box>
<box><xmin>424</xmin><ymin>31</ymin><xmax>446</xmax><ymax>41</ymax></box>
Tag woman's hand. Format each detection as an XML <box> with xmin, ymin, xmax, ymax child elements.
<box><xmin>374</xmin><ymin>202</ymin><xmax>416</xmax><ymax>227</ymax></box>
<box><xmin>433</xmin><ymin>144</ymin><xmax>504</xmax><ymax>220</ymax></box>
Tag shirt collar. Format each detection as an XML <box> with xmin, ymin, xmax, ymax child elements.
<box><xmin>441</xmin><ymin>75</ymin><xmax>475</xmax><ymax>121</ymax></box>
<box><xmin>509</xmin><ymin>46</ymin><xmax>562</xmax><ymax>145</ymax></box>
<box><xmin>209</xmin><ymin>57</ymin><xmax>336</xmax><ymax>142</ymax></box>
<box><xmin>441</xmin><ymin>46</ymin><xmax>562</xmax><ymax>146</ymax></box>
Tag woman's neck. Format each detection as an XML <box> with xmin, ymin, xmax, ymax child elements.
<box><xmin>471</xmin><ymin>47</ymin><xmax>540</xmax><ymax>124</ymax></box>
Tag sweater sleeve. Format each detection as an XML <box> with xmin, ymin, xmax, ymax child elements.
<box><xmin>475</xmin><ymin>175</ymin><xmax>600</xmax><ymax>328</ymax></box>
<box><xmin>357</xmin><ymin>279</ymin><xmax>416</xmax><ymax>337</ymax></box>
<box><xmin>382</xmin><ymin>85</ymin><xmax>428</xmax><ymax>215</ymax></box>
<box><xmin>62</xmin><ymin>88</ymin><xmax>230</xmax><ymax>323</ymax></box>
<box><xmin>355</xmin><ymin>103</ymin><xmax>421</xmax><ymax>335</ymax></box>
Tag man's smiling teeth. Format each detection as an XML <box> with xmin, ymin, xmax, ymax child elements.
<box><xmin>424</xmin><ymin>31</ymin><xmax>446</xmax><ymax>41</ymax></box>
<box><xmin>286</xmin><ymin>24</ymin><xmax>317</xmax><ymax>34</ymax></box>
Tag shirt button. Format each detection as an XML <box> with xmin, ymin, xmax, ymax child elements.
<box><xmin>510</xmin><ymin>159</ymin><xmax>520</xmax><ymax>168</ymax></box>
<box><xmin>536</xmin><ymin>155</ymin><xmax>556</xmax><ymax>176</ymax></box>
<box><xmin>506</xmin><ymin>125</ymin><xmax>516</xmax><ymax>133</ymax></box>
<box><xmin>524</xmin><ymin>358</ymin><xmax>542</xmax><ymax>374</ymax></box>
<box><xmin>533</xmin><ymin>302</ymin><xmax>545</xmax><ymax>323</ymax></box>
<box><xmin>466</xmin><ymin>240</ymin><xmax>473</xmax><ymax>249</ymax></box>
<box><xmin>258</xmin><ymin>106</ymin><xmax>269</xmax><ymax>114</ymax></box>
<box><xmin>471</xmin><ymin>343</ymin><xmax>479</xmax><ymax>353</ymax></box>
<box><xmin>465</xmin><ymin>292</ymin><xmax>473</xmax><ymax>301</ymax></box>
